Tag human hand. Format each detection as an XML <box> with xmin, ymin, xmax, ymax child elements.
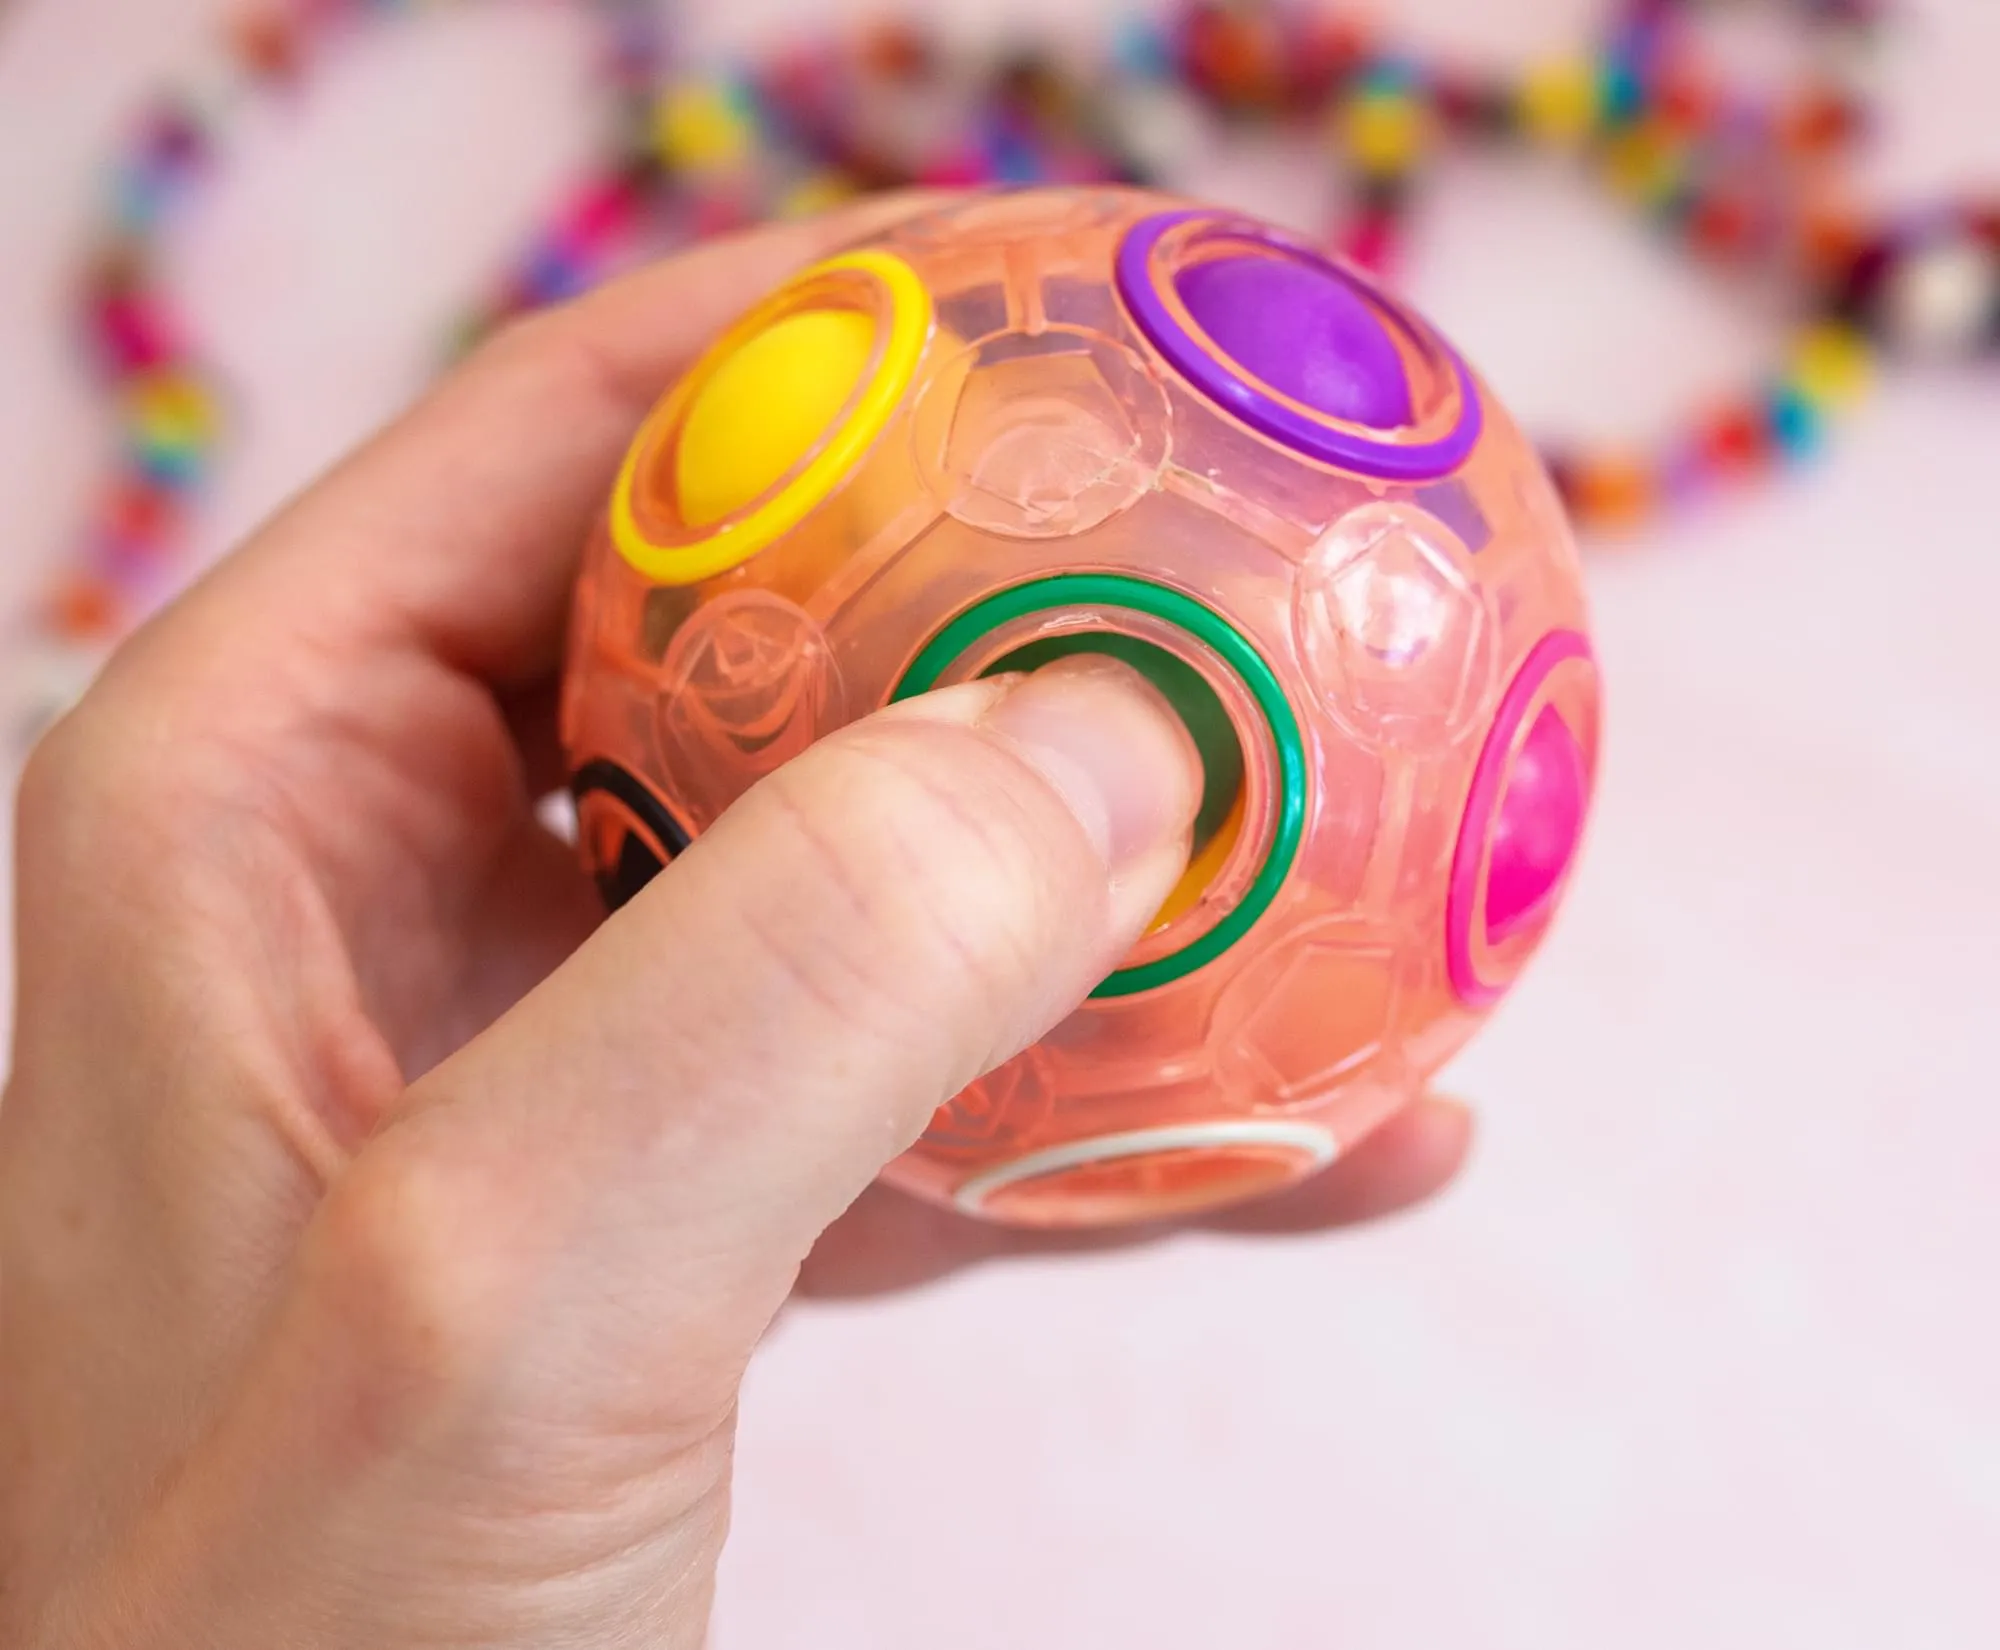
<box><xmin>0</xmin><ymin>194</ymin><xmax>1470</xmax><ymax>1649</ymax></box>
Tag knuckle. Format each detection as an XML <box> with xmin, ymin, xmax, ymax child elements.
<box><xmin>464</xmin><ymin>303</ymin><xmax>652</xmax><ymax>427</ymax></box>
<box><xmin>301</xmin><ymin>1141</ymin><xmax>514</xmax><ymax>1427</ymax></box>
<box><xmin>12</xmin><ymin>684</ymin><xmax>224</xmax><ymax>890</ymax></box>
<box><xmin>12</xmin><ymin>704</ymin><xmax>132</xmax><ymax>871</ymax></box>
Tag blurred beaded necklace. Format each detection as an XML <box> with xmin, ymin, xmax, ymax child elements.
<box><xmin>18</xmin><ymin>0</ymin><xmax>1999</xmax><ymax>748</ymax></box>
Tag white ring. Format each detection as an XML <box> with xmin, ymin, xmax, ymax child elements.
<box><xmin>951</xmin><ymin>1120</ymin><xmax>1339</xmax><ymax>1214</ymax></box>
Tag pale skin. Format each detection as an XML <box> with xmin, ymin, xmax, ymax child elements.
<box><xmin>0</xmin><ymin>195</ymin><xmax>1471</xmax><ymax>1648</ymax></box>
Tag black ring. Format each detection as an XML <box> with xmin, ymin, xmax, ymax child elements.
<box><xmin>570</xmin><ymin>759</ymin><xmax>693</xmax><ymax>912</ymax></box>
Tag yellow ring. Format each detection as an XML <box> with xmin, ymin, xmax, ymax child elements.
<box><xmin>610</xmin><ymin>249</ymin><xmax>933</xmax><ymax>585</ymax></box>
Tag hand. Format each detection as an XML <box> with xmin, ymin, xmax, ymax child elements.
<box><xmin>0</xmin><ymin>194</ymin><xmax>1470</xmax><ymax>1649</ymax></box>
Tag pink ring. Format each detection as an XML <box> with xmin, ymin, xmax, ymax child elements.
<box><xmin>1445</xmin><ymin>629</ymin><xmax>1596</xmax><ymax>1006</ymax></box>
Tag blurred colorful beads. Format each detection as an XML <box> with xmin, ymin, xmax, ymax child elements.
<box><xmin>1517</xmin><ymin>57</ymin><xmax>1603</xmax><ymax>147</ymax></box>
<box><xmin>1787</xmin><ymin>321</ymin><xmax>1875</xmax><ymax>409</ymax></box>
<box><xmin>653</xmin><ymin>79</ymin><xmax>759</xmax><ymax>174</ymax></box>
<box><xmin>19</xmin><ymin>0</ymin><xmax>1999</xmax><ymax>751</ymax></box>
<box><xmin>1339</xmin><ymin>79</ymin><xmax>1428</xmax><ymax>179</ymax></box>
<box><xmin>1555</xmin><ymin>453</ymin><xmax>1658</xmax><ymax>531</ymax></box>
<box><xmin>46</xmin><ymin>572</ymin><xmax>126</xmax><ymax>642</ymax></box>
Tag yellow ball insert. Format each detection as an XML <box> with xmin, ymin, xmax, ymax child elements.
<box><xmin>674</xmin><ymin>308</ymin><xmax>877</xmax><ymax>528</ymax></box>
<box><xmin>609</xmin><ymin>248</ymin><xmax>934</xmax><ymax>587</ymax></box>
<box><xmin>1150</xmin><ymin>788</ymin><xmax>1246</xmax><ymax>934</ymax></box>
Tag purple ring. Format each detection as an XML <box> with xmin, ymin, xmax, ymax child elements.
<box><xmin>1114</xmin><ymin>209</ymin><xmax>1483</xmax><ymax>481</ymax></box>
<box><xmin>1445</xmin><ymin>630</ymin><xmax>1596</xmax><ymax>1007</ymax></box>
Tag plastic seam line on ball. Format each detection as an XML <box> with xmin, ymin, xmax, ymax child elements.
<box><xmin>1113</xmin><ymin>208</ymin><xmax>1484</xmax><ymax>480</ymax></box>
<box><xmin>891</xmin><ymin>573</ymin><xmax>1308</xmax><ymax>999</ymax></box>
<box><xmin>608</xmin><ymin>248</ymin><xmax>934</xmax><ymax>585</ymax></box>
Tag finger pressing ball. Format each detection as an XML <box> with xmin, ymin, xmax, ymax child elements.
<box><xmin>561</xmin><ymin>186</ymin><xmax>1602</xmax><ymax>1230</ymax></box>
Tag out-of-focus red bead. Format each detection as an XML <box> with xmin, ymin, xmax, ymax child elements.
<box><xmin>1779</xmin><ymin>89</ymin><xmax>1863</xmax><ymax>159</ymax></box>
<box><xmin>104</xmin><ymin>478</ymin><xmax>179</xmax><ymax>545</ymax></box>
<box><xmin>1650</xmin><ymin>61</ymin><xmax>1718</xmax><ymax>135</ymax></box>
<box><xmin>1341</xmin><ymin>210</ymin><xmax>1400</xmax><ymax>277</ymax></box>
<box><xmin>93</xmin><ymin>293</ymin><xmax>178</xmax><ymax>375</ymax></box>
<box><xmin>561</xmin><ymin>175</ymin><xmax>642</xmax><ymax>247</ymax></box>
<box><xmin>1689</xmin><ymin>189</ymin><xmax>1760</xmax><ymax>257</ymax></box>
<box><xmin>1287</xmin><ymin>16</ymin><xmax>1369</xmax><ymax>108</ymax></box>
<box><xmin>1699</xmin><ymin>402</ymin><xmax>1772</xmax><ymax>474</ymax></box>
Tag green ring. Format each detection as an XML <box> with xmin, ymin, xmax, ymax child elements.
<box><xmin>890</xmin><ymin>573</ymin><xmax>1308</xmax><ymax>998</ymax></box>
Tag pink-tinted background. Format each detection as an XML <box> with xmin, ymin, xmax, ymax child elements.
<box><xmin>2</xmin><ymin>2</ymin><xmax>1996</xmax><ymax>1645</ymax></box>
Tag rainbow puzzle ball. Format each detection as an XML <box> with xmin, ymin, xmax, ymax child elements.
<box><xmin>561</xmin><ymin>187</ymin><xmax>1602</xmax><ymax>1229</ymax></box>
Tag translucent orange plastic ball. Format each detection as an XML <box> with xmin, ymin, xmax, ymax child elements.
<box><xmin>561</xmin><ymin>187</ymin><xmax>1602</xmax><ymax>1228</ymax></box>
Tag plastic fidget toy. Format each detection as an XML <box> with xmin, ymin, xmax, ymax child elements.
<box><xmin>560</xmin><ymin>186</ymin><xmax>1602</xmax><ymax>1228</ymax></box>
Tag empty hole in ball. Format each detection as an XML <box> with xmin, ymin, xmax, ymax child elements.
<box><xmin>978</xmin><ymin>1144</ymin><xmax>1311</xmax><ymax>1228</ymax></box>
<box><xmin>979</xmin><ymin>631</ymin><xmax>1246</xmax><ymax>931</ymax></box>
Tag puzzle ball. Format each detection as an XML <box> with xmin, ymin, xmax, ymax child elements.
<box><xmin>560</xmin><ymin>186</ymin><xmax>1602</xmax><ymax>1229</ymax></box>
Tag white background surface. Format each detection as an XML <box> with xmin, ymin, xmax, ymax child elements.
<box><xmin>2</xmin><ymin>2</ymin><xmax>1997</xmax><ymax>1645</ymax></box>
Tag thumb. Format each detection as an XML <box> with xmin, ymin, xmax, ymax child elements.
<box><xmin>338</xmin><ymin>656</ymin><xmax>1202</xmax><ymax>1408</ymax></box>
<box><xmin>98</xmin><ymin>661</ymin><xmax>1200</xmax><ymax>1650</ymax></box>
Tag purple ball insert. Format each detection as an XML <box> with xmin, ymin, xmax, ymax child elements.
<box><xmin>1114</xmin><ymin>210</ymin><xmax>1481</xmax><ymax>482</ymax></box>
<box><xmin>1174</xmin><ymin>254</ymin><xmax>1415</xmax><ymax>430</ymax></box>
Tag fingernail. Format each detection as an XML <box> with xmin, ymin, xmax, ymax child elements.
<box><xmin>981</xmin><ymin>657</ymin><xmax>1203</xmax><ymax>873</ymax></box>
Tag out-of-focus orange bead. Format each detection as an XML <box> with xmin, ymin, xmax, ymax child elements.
<box><xmin>1186</xmin><ymin>6</ymin><xmax>1277</xmax><ymax>106</ymax></box>
<box><xmin>49</xmin><ymin>574</ymin><xmax>122</xmax><ymax>640</ymax></box>
<box><xmin>1652</xmin><ymin>63</ymin><xmax>1718</xmax><ymax>136</ymax></box>
<box><xmin>1570</xmin><ymin>457</ymin><xmax>1657</xmax><ymax>528</ymax></box>
<box><xmin>1779</xmin><ymin>89</ymin><xmax>1862</xmax><ymax>159</ymax></box>
<box><xmin>230</xmin><ymin>10</ymin><xmax>301</xmax><ymax>82</ymax></box>
<box><xmin>858</xmin><ymin>21</ymin><xmax>933</xmax><ymax>82</ymax></box>
<box><xmin>1798</xmin><ymin>199</ymin><xmax>1869</xmax><ymax>278</ymax></box>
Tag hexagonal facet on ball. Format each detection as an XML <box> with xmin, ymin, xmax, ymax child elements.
<box><xmin>561</xmin><ymin>186</ymin><xmax>1601</xmax><ymax>1229</ymax></box>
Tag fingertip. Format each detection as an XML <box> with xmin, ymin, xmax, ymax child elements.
<box><xmin>977</xmin><ymin>656</ymin><xmax>1205</xmax><ymax>877</ymax></box>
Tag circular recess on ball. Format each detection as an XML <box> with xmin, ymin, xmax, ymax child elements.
<box><xmin>570</xmin><ymin>759</ymin><xmax>693</xmax><ymax>913</ymax></box>
<box><xmin>610</xmin><ymin>249</ymin><xmax>934</xmax><ymax>585</ymax></box>
<box><xmin>674</xmin><ymin>308</ymin><xmax>876</xmax><ymax>528</ymax></box>
<box><xmin>1483</xmin><ymin>703</ymin><xmax>1589</xmax><ymax>943</ymax></box>
<box><xmin>1174</xmin><ymin>254</ymin><xmax>1414</xmax><ymax>429</ymax></box>
<box><xmin>890</xmin><ymin>574</ymin><xmax>1306</xmax><ymax>998</ymax></box>
<box><xmin>1114</xmin><ymin>209</ymin><xmax>1481</xmax><ymax>480</ymax></box>
<box><xmin>954</xmin><ymin>1120</ymin><xmax>1337</xmax><ymax>1227</ymax></box>
<box><xmin>1445</xmin><ymin>630</ymin><xmax>1599</xmax><ymax>1006</ymax></box>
